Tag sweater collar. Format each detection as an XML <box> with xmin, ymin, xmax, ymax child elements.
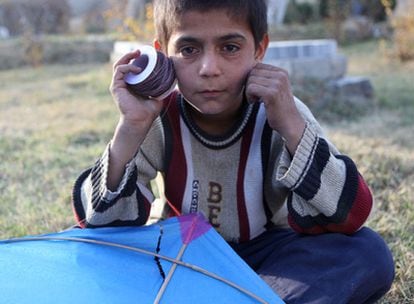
<box><xmin>179</xmin><ymin>95</ymin><xmax>256</xmax><ymax>149</ymax></box>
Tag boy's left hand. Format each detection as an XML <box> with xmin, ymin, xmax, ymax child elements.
<box><xmin>245</xmin><ymin>62</ymin><xmax>306</xmax><ymax>154</ymax></box>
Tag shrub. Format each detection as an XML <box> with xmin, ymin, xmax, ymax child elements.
<box><xmin>358</xmin><ymin>0</ymin><xmax>396</xmax><ymax>22</ymax></box>
<box><xmin>382</xmin><ymin>0</ymin><xmax>414</xmax><ymax>61</ymax></box>
<box><xmin>285</xmin><ymin>1</ymin><xmax>318</xmax><ymax>24</ymax></box>
<box><xmin>318</xmin><ymin>0</ymin><xmax>351</xmax><ymax>43</ymax></box>
<box><xmin>83</xmin><ymin>11</ymin><xmax>107</xmax><ymax>34</ymax></box>
<box><xmin>104</xmin><ymin>0</ymin><xmax>154</xmax><ymax>42</ymax></box>
<box><xmin>0</xmin><ymin>36</ymin><xmax>114</xmax><ymax>70</ymax></box>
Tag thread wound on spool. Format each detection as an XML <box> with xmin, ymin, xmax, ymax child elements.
<box><xmin>133</xmin><ymin>54</ymin><xmax>149</xmax><ymax>71</ymax></box>
<box><xmin>124</xmin><ymin>46</ymin><xmax>176</xmax><ymax>100</ymax></box>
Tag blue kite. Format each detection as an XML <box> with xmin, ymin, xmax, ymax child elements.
<box><xmin>0</xmin><ymin>213</ymin><xmax>284</xmax><ymax>303</ymax></box>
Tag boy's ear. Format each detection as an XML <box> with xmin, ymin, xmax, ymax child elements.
<box><xmin>153</xmin><ymin>39</ymin><xmax>162</xmax><ymax>51</ymax></box>
<box><xmin>255</xmin><ymin>33</ymin><xmax>269</xmax><ymax>62</ymax></box>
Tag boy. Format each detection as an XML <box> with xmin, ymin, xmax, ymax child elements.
<box><xmin>72</xmin><ymin>0</ymin><xmax>394</xmax><ymax>302</ymax></box>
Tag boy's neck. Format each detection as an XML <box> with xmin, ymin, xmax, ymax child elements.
<box><xmin>185</xmin><ymin>101</ymin><xmax>245</xmax><ymax>136</ymax></box>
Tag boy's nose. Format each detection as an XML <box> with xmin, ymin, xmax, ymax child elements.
<box><xmin>199</xmin><ymin>52</ymin><xmax>221</xmax><ymax>77</ymax></box>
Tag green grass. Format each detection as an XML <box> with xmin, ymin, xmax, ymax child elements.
<box><xmin>327</xmin><ymin>40</ymin><xmax>414</xmax><ymax>303</ymax></box>
<box><xmin>0</xmin><ymin>39</ymin><xmax>413</xmax><ymax>303</ymax></box>
<box><xmin>341</xmin><ymin>40</ymin><xmax>414</xmax><ymax>113</ymax></box>
<box><xmin>0</xmin><ymin>63</ymin><xmax>117</xmax><ymax>236</ymax></box>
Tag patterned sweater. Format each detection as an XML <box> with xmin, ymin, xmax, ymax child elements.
<box><xmin>72</xmin><ymin>92</ymin><xmax>373</xmax><ymax>243</ymax></box>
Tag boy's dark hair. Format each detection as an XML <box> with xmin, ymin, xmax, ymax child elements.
<box><xmin>153</xmin><ymin>0</ymin><xmax>268</xmax><ymax>50</ymax></box>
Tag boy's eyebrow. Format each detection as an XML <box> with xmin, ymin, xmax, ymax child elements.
<box><xmin>174</xmin><ymin>33</ymin><xmax>247</xmax><ymax>45</ymax></box>
<box><xmin>217</xmin><ymin>33</ymin><xmax>247</xmax><ymax>43</ymax></box>
<box><xmin>174</xmin><ymin>36</ymin><xmax>201</xmax><ymax>45</ymax></box>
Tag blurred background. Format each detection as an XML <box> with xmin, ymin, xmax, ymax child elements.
<box><xmin>0</xmin><ymin>1</ymin><xmax>413</xmax><ymax>303</ymax></box>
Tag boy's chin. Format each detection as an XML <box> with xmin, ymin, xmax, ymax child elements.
<box><xmin>187</xmin><ymin>100</ymin><xmax>243</xmax><ymax>118</ymax></box>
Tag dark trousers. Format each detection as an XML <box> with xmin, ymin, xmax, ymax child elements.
<box><xmin>230</xmin><ymin>227</ymin><xmax>394</xmax><ymax>304</ymax></box>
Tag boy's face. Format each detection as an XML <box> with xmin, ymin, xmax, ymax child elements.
<box><xmin>159</xmin><ymin>9</ymin><xmax>268</xmax><ymax>118</ymax></box>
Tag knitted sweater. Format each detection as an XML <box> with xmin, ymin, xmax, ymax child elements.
<box><xmin>72</xmin><ymin>92</ymin><xmax>373</xmax><ymax>243</ymax></box>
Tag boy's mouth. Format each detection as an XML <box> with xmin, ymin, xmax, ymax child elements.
<box><xmin>199</xmin><ymin>90</ymin><xmax>224</xmax><ymax>98</ymax></box>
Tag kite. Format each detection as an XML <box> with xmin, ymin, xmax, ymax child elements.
<box><xmin>0</xmin><ymin>213</ymin><xmax>284</xmax><ymax>303</ymax></box>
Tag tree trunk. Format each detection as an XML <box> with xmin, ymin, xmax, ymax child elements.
<box><xmin>268</xmin><ymin>0</ymin><xmax>290</xmax><ymax>25</ymax></box>
<box><xmin>125</xmin><ymin>0</ymin><xmax>145</xmax><ymax>19</ymax></box>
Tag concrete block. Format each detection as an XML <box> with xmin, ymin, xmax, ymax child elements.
<box><xmin>263</xmin><ymin>39</ymin><xmax>347</xmax><ymax>81</ymax></box>
<box><xmin>111</xmin><ymin>41</ymin><xmax>145</xmax><ymax>62</ymax></box>
<box><xmin>321</xmin><ymin>76</ymin><xmax>376</xmax><ymax>116</ymax></box>
<box><xmin>264</xmin><ymin>39</ymin><xmax>338</xmax><ymax>60</ymax></box>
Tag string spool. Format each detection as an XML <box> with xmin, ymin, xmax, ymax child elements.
<box><xmin>124</xmin><ymin>45</ymin><xmax>177</xmax><ymax>100</ymax></box>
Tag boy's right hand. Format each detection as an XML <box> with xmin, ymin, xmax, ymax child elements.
<box><xmin>107</xmin><ymin>50</ymin><xmax>165</xmax><ymax>190</ymax></box>
<box><xmin>110</xmin><ymin>50</ymin><xmax>164</xmax><ymax>135</ymax></box>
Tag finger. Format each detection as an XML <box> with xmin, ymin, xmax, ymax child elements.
<box><xmin>250</xmin><ymin>70</ymin><xmax>288</xmax><ymax>81</ymax></box>
<box><xmin>247</xmin><ymin>67</ymin><xmax>284</xmax><ymax>90</ymax></box>
<box><xmin>247</xmin><ymin>70</ymin><xmax>291</xmax><ymax>97</ymax></box>
<box><xmin>113</xmin><ymin>50</ymin><xmax>141</xmax><ymax>70</ymax></box>
<box><xmin>253</xmin><ymin>62</ymin><xmax>285</xmax><ymax>72</ymax></box>
<box><xmin>249</xmin><ymin>65</ymin><xmax>289</xmax><ymax>79</ymax></box>
<box><xmin>245</xmin><ymin>82</ymin><xmax>265</xmax><ymax>103</ymax></box>
<box><xmin>111</xmin><ymin>65</ymin><xmax>143</xmax><ymax>94</ymax></box>
<box><xmin>114</xmin><ymin>64</ymin><xmax>142</xmax><ymax>81</ymax></box>
<box><xmin>246</xmin><ymin>79</ymin><xmax>286</xmax><ymax>105</ymax></box>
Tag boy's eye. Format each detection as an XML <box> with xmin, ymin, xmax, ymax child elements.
<box><xmin>180</xmin><ymin>46</ymin><xmax>198</xmax><ymax>56</ymax></box>
<box><xmin>222</xmin><ymin>44</ymin><xmax>240</xmax><ymax>53</ymax></box>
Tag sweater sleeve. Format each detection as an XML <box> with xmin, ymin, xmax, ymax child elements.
<box><xmin>276</xmin><ymin>101</ymin><xmax>373</xmax><ymax>235</ymax></box>
<box><xmin>71</xmin><ymin>118</ymin><xmax>165</xmax><ymax>228</ymax></box>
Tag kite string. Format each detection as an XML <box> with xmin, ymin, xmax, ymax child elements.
<box><xmin>154</xmin><ymin>224</ymin><xmax>166</xmax><ymax>280</ymax></box>
<box><xmin>154</xmin><ymin>216</ymin><xmax>205</xmax><ymax>303</ymax></box>
<box><xmin>154</xmin><ymin>216</ymin><xmax>200</xmax><ymax>304</ymax></box>
<box><xmin>153</xmin><ymin>241</ymin><xmax>188</xmax><ymax>304</ymax></box>
<box><xmin>3</xmin><ymin>236</ymin><xmax>269</xmax><ymax>304</ymax></box>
